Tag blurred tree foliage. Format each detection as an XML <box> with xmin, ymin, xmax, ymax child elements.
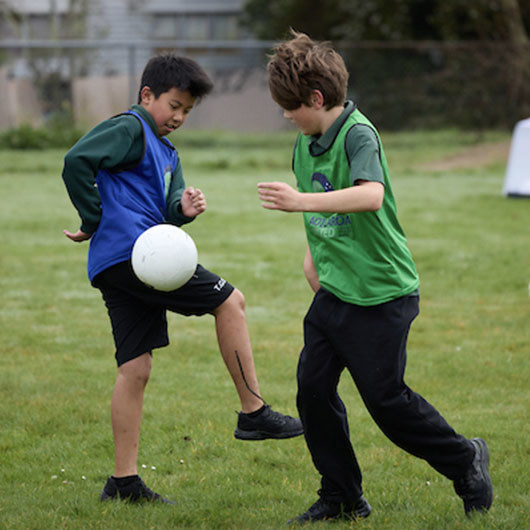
<box><xmin>242</xmin><ymin>0</ymin><xmax>528</xmax><ymax>42</ymax></box>
<box><xmin>241</xmin><ymin>0</ymin><xmax>529</xmax><ymax>129</ymax></box>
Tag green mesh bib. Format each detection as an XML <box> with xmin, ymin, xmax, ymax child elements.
<box><xmin>294</xmin><ymin>109</ymin><xmax>419</xmax><ymax>305</ymax></box>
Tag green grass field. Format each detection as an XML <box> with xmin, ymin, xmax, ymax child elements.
<box><xmin>0</xmin><ymin>129</ymin><xmax>528</xmax><ymax>529</ymax></box>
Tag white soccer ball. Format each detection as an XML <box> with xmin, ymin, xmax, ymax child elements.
<box><xmin>131</xmin><ymin>224</ymin><xmax>198</xmax><ymax>291</ymax></box>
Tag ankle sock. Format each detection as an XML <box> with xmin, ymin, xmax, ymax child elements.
<box><xmin>113</xmin><ymin>475</ymin><xmax>139</xmax><ymax>487</ymax></box>
<box><xmin>244</xmin><ymin>404</ymin><xmax>267</xmax><ymax>418</ymax></box>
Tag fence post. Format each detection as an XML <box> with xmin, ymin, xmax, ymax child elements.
<box><xmin>128</xmin><ymin>44</ymin><xmax>137</xmax><ymax>106</ymax></box>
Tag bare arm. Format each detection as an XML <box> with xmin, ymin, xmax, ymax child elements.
<box><xmin>303</xmin><ymin>246</ymin><xmax>321</xmax><ymax>292</ymax></box>
<box><xmin>257</xmin><ymin>180</ymin><xmax>384</xmax><ymax>213</ymax></box>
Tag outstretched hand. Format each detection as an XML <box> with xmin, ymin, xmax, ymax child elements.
<box><xmin>257</xmin><ymin>181</ymin><xmax>303</xmax><ymax>212</ymax></box>
<box><xmin>181</xmin><ymin>186</ymin><xmax>206</xmax><ymax>217</ymax></box>
<box><xmin>63</xmin><ymin>229</ymin><xmax>92</xmax><ymax>242</ymax></box>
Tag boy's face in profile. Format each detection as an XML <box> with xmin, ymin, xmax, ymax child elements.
<box><xmin>140</xmin><ymin>86</ymin><xmax>196</xmax><ymax>137</ymax></box>
<box><xmin>283</xmin><ymin>101</ymin><xmax>321</xmax><ymax>136</ymax></box>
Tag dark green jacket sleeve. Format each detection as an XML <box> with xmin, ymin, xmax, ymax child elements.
<box><xmin>166</xmin><ymin>158</ymin><xmax>196</xmax><ymax>226</ymax></box>
<box><xmin>62</xmin><ymin>115</ymin><xmax>144</xmax><ymax>234</ymax></box>
<box><xmin>63</xmin><ymin>104</ymin><xmax>196</xmax><ymax>232</ymax></box>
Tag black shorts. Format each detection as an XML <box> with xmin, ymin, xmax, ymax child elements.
<box><xmin>93</xmin><ymin>261</ymin><xmax>234</xmax><ymax>366</ymax></box>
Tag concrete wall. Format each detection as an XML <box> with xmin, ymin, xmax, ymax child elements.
<box><xmin>72</xmin><ymin>69</ymin><xmax>287</xmax><ymax>131</ymax></box>
<box><xmin>0</xmin><ymin>68</ymin><xmax>43</xmax><ymax>129</ymax></box>
<box><xmin>0</xmin><ymin>67</ymin><xmax>287</xmax><ymax>132</ymax></box>
<box><xmin>177</xmin><ymin>70</ymin><xmax>287</xmax><ymax>131</ymax></box>
<box><xmin>72</xmin><ymin>75</ymin><xmax>135</xmax><ymax>128</ymax></box>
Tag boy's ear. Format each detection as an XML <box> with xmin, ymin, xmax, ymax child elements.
<box><xmin>140</xmin><ymin>85</ymin><xmax>154</xmax><ymax>104</ymax></box>
<box><xmin>310</xmin><ymin>90</ymin><xmax>324</xmax><ymax>109</ymax></box>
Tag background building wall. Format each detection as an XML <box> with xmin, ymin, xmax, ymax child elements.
<box><xmin>0</xmin><ymin>0</ymin><xmax>289</xmax><ymax>131</ymax></box>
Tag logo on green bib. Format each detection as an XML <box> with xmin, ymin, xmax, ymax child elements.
<box><xmin>311</xmin><ymin>172</ymin><xmax>334</xmax><ymax>193</ymax></box>
<box><xmin>308</xmin><ymin>214</ymin><xmax>352</xmax><ymax>238</ymax></box>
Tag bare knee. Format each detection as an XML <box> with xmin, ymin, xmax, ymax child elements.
<box><xmin>118</xmin><ymin>353</ymin><xmax>152</xmax><ymax>388</ymax></box>
<box><xmin>214</xmin><ymin>288</ymin><xmax>246</xmax><ymax>316</ymax></box>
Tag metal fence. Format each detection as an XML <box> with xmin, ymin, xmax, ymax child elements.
<box><xmin>338</xmin><ymin>40</ymin><xmax>530</xmax><ymax>130</ymax></box>
<box><xmin>1</xmin><ymin>39</ymin><xmax>528</xmax><ymax>131</ymax></box>
<box><xmin>0</xmin><ymin>39</ymin><xmax>284</xmax><ymax>131</ymax></box>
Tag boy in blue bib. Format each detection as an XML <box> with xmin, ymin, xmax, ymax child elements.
<box><xmin>62</xmin><ymin>53</ymin><xmax>302</xmax><ymax>504</ymax></box>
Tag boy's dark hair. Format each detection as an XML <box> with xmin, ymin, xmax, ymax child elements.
<box><xmin>138</xmin><ymin>53</ymin><xmax>214</xmax><ymax>103</ymax></box>
<box><xmin>267</xmin><ymin>30</ymin><xmax>348</xmax><ymax>110</ymax></box>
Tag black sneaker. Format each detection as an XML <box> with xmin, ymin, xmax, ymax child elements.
<box><xmin>100</xmin><ymin>475</ymin><xmax>175</xmax><ymax>504</ymax></box>
<box><xmin>453</xmin><ymin>438</ymin><xmax>493</xmax><ymax>514</ymax></box>
<box><xmin>288</xmin><ymin>494</ymin><xmax>372</xmax><ymax>524</ymax></box>
<box><xmin>234</xmin><ymin>405</ymin><xmax>304</xmax><ymax>440</ymax></box>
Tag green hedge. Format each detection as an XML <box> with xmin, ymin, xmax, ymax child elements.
<box><xmin>0</xmin><ymin>124</ymin><xmax>84</xmax><ymax>150</ymax></box>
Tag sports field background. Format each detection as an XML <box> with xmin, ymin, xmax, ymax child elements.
<box><xmin>0</xmin><ymin>128</ymin><xmax>528</xmax><ymax>529</ymax></box>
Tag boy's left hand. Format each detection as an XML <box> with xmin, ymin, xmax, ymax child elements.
<box><xmin>181</xmin><ymin>186</ymin><xmax>206</xmax><ymax>217</ymax></box>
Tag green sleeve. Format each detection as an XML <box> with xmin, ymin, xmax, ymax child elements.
<box><xmin>62</xmin><ymin>114</ymin><xmax>143</xmax><ymax>233</ymax></box>
<box><xmin>166</xmin><ymin>158</ymin><xmax>196</xmax><ymax>226</ymax></box>
<box><xmin>345</xmin><ymin>125</ymin><xmax>385</xmax><ymax>186</ymax></box>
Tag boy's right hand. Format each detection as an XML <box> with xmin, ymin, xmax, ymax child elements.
<box><xmin>64</xmin><ymin>229</ymin><xmax>92</xmax><ymax>242</ymax></box>
<box><xmin>258</xmin><ymin>181</ymin><xmax>303</xmax><ymax>212</ymax></box>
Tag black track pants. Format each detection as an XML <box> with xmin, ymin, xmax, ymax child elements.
<box><xmin>296</xmin><ymin>289</ymin><xmax>474</xmax><ymax>504</ymax></box>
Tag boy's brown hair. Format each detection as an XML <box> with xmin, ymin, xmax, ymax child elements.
<box><xmin>267</xmin><ymin>30</ymin><xmax>349</xmax><ymax>111</ymax></box>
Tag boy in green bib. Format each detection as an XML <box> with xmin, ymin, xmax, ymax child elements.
<box><xmin>259</xmin><ymin>31</ymin><xmax>492</xmax><ymax>524</ymax></box>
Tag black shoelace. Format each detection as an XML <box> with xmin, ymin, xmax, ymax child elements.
<box><xmin>234</xmin><ymin>349</ymin><xmax>268</xmax><ymax>406</ymax></box>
